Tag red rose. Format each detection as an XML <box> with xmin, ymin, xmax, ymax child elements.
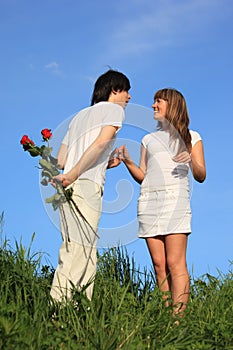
<box><xmin>20</xmin><ymin>135</ymin><xmax>35</xmax><ymax>150</ymax></box>
<box><xmin>41</xmin><ymin>128</ymin><xmax>52</xmax><ymax>141</ymax></box>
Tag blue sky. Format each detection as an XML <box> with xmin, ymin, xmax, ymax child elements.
<box><xmin>0</xmin><ymin>0</ymin><xmax>233</xmax><ymax>279</ymax></box>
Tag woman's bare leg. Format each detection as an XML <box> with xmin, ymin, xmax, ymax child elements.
<box><xmin>146</xmin><ymin>237</ymin><xmax>171</xmax><ymax>305</ymax></box>
<box><xmin>165</xmin><ymin>234</ymin><xmax>190</xmax><ymax>315</ymax></box>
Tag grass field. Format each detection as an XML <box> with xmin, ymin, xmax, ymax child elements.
<box><xmin>0</xmin><ymin>214</ymin><xmax>232</xmax><ymax>349</ymax></box>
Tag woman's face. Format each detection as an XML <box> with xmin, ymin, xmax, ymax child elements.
<box><xmin>152</xmin><ymin>98</ymin><xmax>168</xmax><ymax>121</ymax></box>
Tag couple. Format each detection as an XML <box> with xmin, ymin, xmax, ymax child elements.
<box><xmin>50</xmin><ymin>69</ymin><xmax>206</xmax><ymax>315</ymax></box>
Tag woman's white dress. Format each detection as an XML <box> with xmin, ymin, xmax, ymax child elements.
<box><xmin>138</xmin><ymin>130</ymin><xmax>202</xmax><ymax>237</ymax></box>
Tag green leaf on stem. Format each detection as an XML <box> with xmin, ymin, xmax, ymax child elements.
<box><xmin>41</xmin><ymin>178</ymin><xmax>48</xmax><ymax>186</ymax></box>
<box><xmin>39</xmin><ymin>159</ymin><xmax>60</xmax><ymax>176</ymax></box>
<box><xmin>49</xmin><ymin>155</ymin><xmax>58</xmax><ymax>166</ymax></box>
<box><xmin>41</xmin><ymin>169</ymin><xmax>53</xmax><ymax>180</ymax></box>
<box><xmin>41</xmin><ymin>146</ymin><xmax>53</xmax><ymax>158</ymax></box>
<box><xmin>27</xmin><ymin>147</ymin><xmax>41</xmax><ymax>157</ymax></box>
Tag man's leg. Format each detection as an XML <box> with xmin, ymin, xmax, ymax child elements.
<box><xmin>50</xmin><ymin>241</ymin><xmax>97</xmax><ymax>301</ymax></box>
<box><xmin>50</xmin><ymin>179</ymin><xmax>102</xmax><ymax>302</ymax></box>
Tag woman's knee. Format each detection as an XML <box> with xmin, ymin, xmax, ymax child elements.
<box><xmin>166</xmin><ymin>256</ymin><xmax>187</xmax><ymax>274</ymax></box>
<box><xmin>151</xmin><ymin>256</ymin><xmax>167</xmax><ymax>275</ymax></box>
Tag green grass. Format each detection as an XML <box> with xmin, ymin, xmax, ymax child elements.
<box><xmin>0</xmin><ymin>214</ymin><xmax>232</xmax><ymax>349</ymax></box>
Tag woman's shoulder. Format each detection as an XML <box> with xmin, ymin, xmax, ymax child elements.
<box><xmin>142</xmin><ymin>132</ymin><xmax>156</xmax><ymax>143</ymax></box>
<box><xmin>190</xmin><ymin>130</ymin><xmax>202</xmax><ymax>147</ymax></box>
<box><xmin>141</xmin><ymin>131</ymin><xmax>166</xmax><ymax>147</ymax></box>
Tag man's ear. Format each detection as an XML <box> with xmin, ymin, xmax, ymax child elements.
<box><xmin>111</xmin><ymin>89</ymin><xmax>119</xmax><ymax>95</ymax></box>
<box><xmin>108</xmin><ymin>89</ymin><xmax>119</xmax><ymax>102</ymax></box>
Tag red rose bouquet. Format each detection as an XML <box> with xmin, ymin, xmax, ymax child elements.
<box><xmin>20</xmin><ymin>129</ymin><xmax>96</xmax><ymax>244</ymax></box>
<box><xmin>20</xmin><ymin>128</ymin><xmax>72</xmax><ymax>210</ymax></box>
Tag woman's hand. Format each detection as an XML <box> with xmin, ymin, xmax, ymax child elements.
<box><xmin>173</xmin><ymin>151</ymin><xmax>191</xmax><ymax>164</ymax></box>
<box><xmin>117</xmin><ymin>145</ymin><xmax>131</xmax><ymax>163</ymax></box>
<box><xmin>107</xmin><ymin>145</ymin><xmax>132</xmax><ymax>169</ymax></box>
<box><xmin>116</xmin><ymin>144</ymin><xmax>145</xmax><ymax>184</ymax></box>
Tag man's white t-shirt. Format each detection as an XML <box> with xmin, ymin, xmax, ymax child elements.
<box><xmin>62</xmin><ymin>101</ymin><xmax>125</xmax><ymax>188</ymax></box>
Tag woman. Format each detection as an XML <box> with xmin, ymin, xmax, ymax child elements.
<box><xmin>118</xmin><ymin>88</ymin><xmax>206</xmax><ymax>315</ymax></box>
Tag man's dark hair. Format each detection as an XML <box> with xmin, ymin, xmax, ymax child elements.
<box><xmin>91</xmin><ymin>69</ymin><xmax>130</xmax><ymax>105</ymax></box>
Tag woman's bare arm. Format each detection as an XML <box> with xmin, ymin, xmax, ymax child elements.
<box><xmin>190</xmin><ymin>140</ymin><xmax>206</xmax><ymax>183</ymax></box>
<box><xmin>173</xmin><ymin>140</ymin><xmax>206</xmax><ymax>183</ymax></box>
<box><xmin>118</xmin><ymin>144</ymin><xmax>146</xmax><ymax>184</ymax></box>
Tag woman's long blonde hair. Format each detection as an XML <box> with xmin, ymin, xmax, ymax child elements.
<box><xmin>155</xmin><ymin>88</ymin><xmax>192</xmax><ymax>153</ymax></box>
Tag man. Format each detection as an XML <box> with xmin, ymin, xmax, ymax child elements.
<box><xmin>50</xmin><ymin>69</ymin><xmax>131</xmax><ymax>301</ymax></box>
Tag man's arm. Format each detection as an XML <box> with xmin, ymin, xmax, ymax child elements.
<box><xmin>59</xmin><ymin>125</ymin><xmax>119</xmax><ymax>187</ymax></box>
<box><xmin>57</xmin><ymin>143</ymin><xmax>68</xmax><ymax>170</ymax></box>
<box><xmin>107</xmin><ymin>148</ymin><xmax>121</xmax><ymax>169</ymax></box>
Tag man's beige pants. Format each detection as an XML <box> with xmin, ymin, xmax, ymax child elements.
<box><xmin>50</xmin><ymin>179</ymin><xmax>102</xmax><ymax>302</ymax></box>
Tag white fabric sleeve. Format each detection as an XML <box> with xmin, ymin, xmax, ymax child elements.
<box><xmin>190</xmin><ymin>130</ymin><xmax>202</xmax><ymax>147</ymax></box>
<box><xmin>102</xmin><ymin>103</ymin><xmax>125</xmax><ymax>128</ymax></box>
<box><xmin>141</xmin><ymin>134</ymin><xmax>150</xmax><ymax>148</ymax></box>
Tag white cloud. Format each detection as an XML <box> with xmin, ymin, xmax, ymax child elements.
<box><xmin>45</xmin><ymin>61</ymin><xmax>65</xmax><ymax>77</ymax></box>
<box><xmin>101</xmin><ymin>0</ymin><xmax>231</xmax><ymax>59</ymax></box>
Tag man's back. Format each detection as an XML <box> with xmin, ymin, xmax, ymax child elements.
<box><xmin>63</xmin><ymin>101</ymin><xmax>125</xmax><ymax>187</ymax></box>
